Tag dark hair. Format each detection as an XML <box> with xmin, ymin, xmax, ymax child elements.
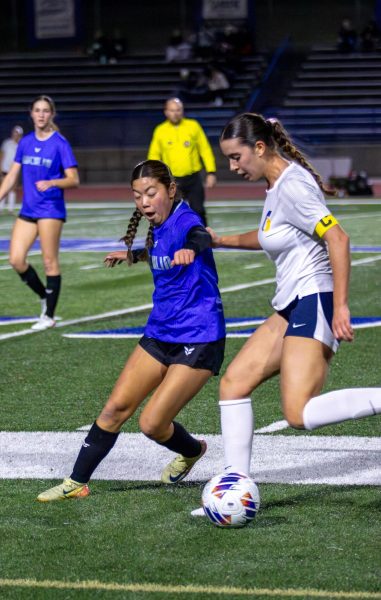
<box><xmin>30</xmin><ymin>95</ymin><xmax>59</xmax><ymax>131</ymax></box>
<box><xmin>121</xmin><ymin>160</ymin><xmax>179</xmax><ymax>265</ymax></box>
<box><xmin>221</xmin><ymin>113</ymin><xmax>336</xmax><ymax>196</ymax></box>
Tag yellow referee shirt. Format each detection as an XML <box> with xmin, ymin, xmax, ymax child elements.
<box><xmin>147</xmin><ymin>118</ymin><xmax>216</xmax><ymax>177</ymax></box>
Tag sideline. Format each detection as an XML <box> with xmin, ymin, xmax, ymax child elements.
<box><xmin>0</xmin><ymin>577</ymin><xmax>380</xmax><ymax>598</ymax></box>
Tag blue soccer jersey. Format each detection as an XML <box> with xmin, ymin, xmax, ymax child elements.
<box><xmin>144</xmin><ymin>201</ymin><xmax>225</xmax><ymax>343</ymax></box>
<box><xmin>14</xmin><ymin>131</ymin><xmax>77</xmax><ymax>219</ymax></box>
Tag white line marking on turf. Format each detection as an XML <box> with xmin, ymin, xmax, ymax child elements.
<box><xmin>1</xmin><ymin>432</ymin><xmax>380</xmax><ymax>485</ymax></box>
<box><xmin>255</xmin><ymin>420</ymin><xmax>289</xmax><ymax>433</ymax></box>
<box><xmin>351</xmin><ymin>254</ymin><xmax>381</xmax><ymax>266</ymax></box>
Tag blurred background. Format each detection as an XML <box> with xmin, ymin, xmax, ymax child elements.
<box><xmin>0</xmin><ymin>0</ymin><xmax>380</xmax><ymax>189</ymax></box>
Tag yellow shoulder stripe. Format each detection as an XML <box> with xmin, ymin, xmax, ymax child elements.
<box><xmin>315</xmin><ymin>214</ymin><xmax>339</xmax><ymax>238</ymax></box>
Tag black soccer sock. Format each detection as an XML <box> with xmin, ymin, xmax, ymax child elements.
<box><xmin>157</xmin><ymin>421</ymin><xmax>202</xmax><ymax>458</ymax></box>
<box><xmin>45</xmin><ymin>275</ymin><xmax>61</xmax><ymax>318</ymax></box>
<box><xmin>18</xmin><ymin>265</ymin><xmax>46</xmax><ymax>299</ymax></box>
<box><xmin>70</xmin><ymin>421</ymin><xmax>119</xmax><ymax>483</ymax></box>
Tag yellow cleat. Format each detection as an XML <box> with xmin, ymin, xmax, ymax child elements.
<box><xmin>37</xmin><ymin>478</ymin><xmax>90</xmax><ymax>502</ymax></box>
<box><xmin>161</xmin><ymin>440</ymin><xmax>207</xmax><ymax>484</ymax></box>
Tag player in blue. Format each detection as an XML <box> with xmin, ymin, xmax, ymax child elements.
<box><xmin>0</xmin><ymin>95</ymin><xmax>79</xmax><ymax>331</ymax></box>
<box><xmin>37</xmin><ymin>159</ymin><xmax>225</xmax><ymax>501</ymax></box>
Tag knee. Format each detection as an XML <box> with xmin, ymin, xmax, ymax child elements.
<box><xmin>42</xmin><ymin>256</ymin><xmax>58</xmax><ymax>274</ymax></box>
<box><xmin>98</xmin><ymin>402</ymin><xmax>133</xmax><ymax>430</ymax></box>
<box><xmin>9</xmin><ymin>255</ymin><xmax>25</xmax><ymax>272</ymax></box>
<box><xmin>139</xmin><ymin>413</ymin><xmax>166</xmax><ymax>441</ymax></box>
<box><xmin>220</xmin><ymin>369</ymin><xmax>253</xmax><ymax>399</ymax></box>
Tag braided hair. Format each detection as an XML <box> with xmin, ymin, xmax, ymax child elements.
<box><xmin>220</xmin><ymin>113</ymin><xmax>336</xmax><ymax>196</ymax></box>
<box><xmin>120</xmin><ymin>159</ymin><xmax>179</xmax><ymax>265</ymax></box>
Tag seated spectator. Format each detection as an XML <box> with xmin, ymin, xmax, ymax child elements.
<box><xmin>360</xmin><ymin>19</ymin><xmax>380</xmax><ymax>52</ymax></box>
<box><xmin>205</xmin><ymin>64</ymin><xmax>230</xmax><ymax>106</ymax></box>
<box><xmin>346</xmin><ymin>170</ymin><xmax>373</xmax><ymax>196</ymax></box>
<box><xmin>88</xmin><ymin>30</ymin><xmax>114</xmax><ymax>64</ymax></box>
<box><xmin>165</xmin><ymin>29</ymin><xmax>193</xmax><ymax>62</ymax></box>
<box><xmin>176</xmin><ymin>68</ymin><xmax>210</xmax><ymax>103</ymax></box>
<box><xmin>337</xmin><ymin>18</ymin><xmax>357</xmax><ymax>53</ymax></box>
<box><xmin>193</xmin><ymin>22</ymin><xmax>217</xmax><ymax>61</ymax></box>
<box><xmin>109</xmin><ymin>28</ymin><xmax>127</xmax><ymax>63</ymax></box>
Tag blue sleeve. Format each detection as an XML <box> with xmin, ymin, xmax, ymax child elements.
<box><xmin>14</xmin><ymin>137</ymin><xmax>25</xmax><ymax>164</ymax></box>
<box><xmin>59</xmin><ymin>138</ymin><xmax>78</xmax><ymax>169</ymax></box>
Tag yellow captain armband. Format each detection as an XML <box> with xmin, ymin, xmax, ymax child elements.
<box><xmin>314</xmin><ymin>214</ymin><xmax>339</xmax><ymax>238</ymax></box>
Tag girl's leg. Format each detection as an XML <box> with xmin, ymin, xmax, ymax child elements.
<box><xmin>9</xmin><ymin>219</ymin><xmax>46</xmax><ymax>300</ymax></box>
<box><xmin>280</xmin><ymin>337</ymin><xmax>381</xmax><ymax>429</ymax></box>
<box><xmin>37</xmin><ymin>346</ymin><xmax>168</xmax><ymax>501</ymax></box>
<box><xmin>139</xmin><ymin>364</ymin><xmax>212</xmax><ymax>482</ymax></box>
<box><xmin>219</xmin><ymin>313</ymin><xmax>287</xmax><ymax>475</ymax></box>
<box><xmin>38</xmin><ymin>219</ymin><xmax>63</xmax><ymax>318</ymax></box>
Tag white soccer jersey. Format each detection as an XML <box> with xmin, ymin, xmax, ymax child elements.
<box><xmin>257</xmin><ymin>162</ymin><xmax>334</xmax><ymax>310</ymax></box>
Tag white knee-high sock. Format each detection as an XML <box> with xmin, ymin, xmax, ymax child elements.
<box><xmin>303</xmin><ymin>388</ymin><xmax>381</xmax><ymax>430</ymax></box>
<box><xmin>219</xmin><ymin>398</ymin><xmax>254</xmax><ymax>475</ymax></box>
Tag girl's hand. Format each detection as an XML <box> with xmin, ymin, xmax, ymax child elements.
<box><xmin>104</xmin><ymin>251</ymin><xmax>128</xmax><ymax>267</ymax></box>
<box><xmin>35</xmin><ymin>180</ymin><xmax>53</xmax><ymax>192</ymax></box>
<box><xmin>332</xmin><ymin>304</ymin><xmax>354</xmax><ymax>342</ymax></box>
<box><xmin>206</xmin><ymin>226</ymin><xmax>222</xmax><ymax>248</ymax></box>
<box><xmin>171</xmin><ymin>249</ymin><xmax>196</xmax><ymax>266</ymax></box>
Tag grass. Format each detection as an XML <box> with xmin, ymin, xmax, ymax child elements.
<box><xmin>0</xmin><ymin>199</ymin><xmax>380</xmax><ymax>599</ymax></box>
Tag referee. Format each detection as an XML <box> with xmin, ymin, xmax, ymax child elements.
<box><xmin>147</xmin><ymin>97</ymin><xmax>216</xmax><ymax>225</ymax></box>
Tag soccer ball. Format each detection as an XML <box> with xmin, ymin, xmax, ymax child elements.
<box><xmin>201</xmin><ymin>471</ymin><xmax>260</xmax><ymax>528</ymax></box>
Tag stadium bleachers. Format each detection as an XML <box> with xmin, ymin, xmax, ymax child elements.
<box><xmin>0</xmin><ymin>51</ymin><xmax>267</xmax><ymax>144</ymax></box>
<box><xmin>272</xmin><ymin>45</ymin><xmax>381</xmax><ymax>143</ymax></box>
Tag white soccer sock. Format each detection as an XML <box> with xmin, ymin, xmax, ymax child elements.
<box><xmin>8</xmin><ymin>191</ymin><xmax>16</xmax><ymax>211</ymax></box>
<box><xmin>219</xmin><ymin>398</ymin><xmax>254</xmax><ymax>475</ymax></box>
<box><xmin>303</xmin><ymin>388</ymin><xmax>381</xmax><ymax>430</ymax></box>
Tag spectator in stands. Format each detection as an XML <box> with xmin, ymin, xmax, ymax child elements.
<box><xmin>337</xmin><ymin>18</ymin><xmax>357</xmax><ymax>53</ymax></box>
<box><xmin>346</xmin><ymin>170</ymin><xmax>373</xmax><ymax>196</ymax></box>
<box><xmin>148</xmin><ymin>97</ymin><xmax>217</xmax><ymax>225</ymax></box>
<box><xmin>0</xmin><ymin>125</ymin><xmax>23</xmax><ymax>214</ymax></box>
<box><xmin>360</xmin><ymin>19</ymin><xmax>380</xmax><ymax>52</ymax></box>
<box><xmin>165</xmin><ymin>29</ymin><xmax>193</xmax><ymax>62</ymax></box>
<box><xmin>0</xmin><ymin>95</ymin><xmax>79</xmax><ymax>331</ymax></box>
<box><xmin>176</xmin><ymin>68</ymin><xmax>210</xmax><ymax>103</ymax></box>
<box><xmin>193</xmin><ymin>21</ymin><xmax>217</xmax><ymax>61</ymax></box>
<box><xmin>109</xmin><ymin>28</ymin><xmax>127</xmax><ymax>63</ymax></box>
<box><xmin>88</xmin><ymin>30</ymin><xmax>114</xmax><ymax>64</ymax></box>
<box><xmin>205</xmin><ymin>64</ymin><xmax>231</xmax><ymax>106</ymax></box>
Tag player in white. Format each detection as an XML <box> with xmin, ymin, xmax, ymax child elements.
<box><xmin>0</xmin><ymin>125</ymin><xmax>23</xmax><ymax>214</ymax></box>
<box><xmin>208</xmin><ymin>112</ymin><xmax>381</xmax><ymax>477</ymax></box>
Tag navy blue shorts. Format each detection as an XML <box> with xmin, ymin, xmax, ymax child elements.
<box><xmin>278</xmin><ymin>292</ymin><xmax>339</xmax><ymax>352</ymax></box>
<box><xmin>139</xmin><ymin>335</ymin><xmax>225</xmax><ymax>375</ymax></box>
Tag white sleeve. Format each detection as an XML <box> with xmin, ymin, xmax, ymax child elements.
<box><xmin>282</xmin><ymin>177</ymin><xmax>331</xmax><ymax>236</ymax></box>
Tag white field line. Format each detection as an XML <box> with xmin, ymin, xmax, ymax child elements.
<box><xmin>255</xmin><ymin>420</ymin><xmax>289</xmax><ymax>433</ymax></box>
<box><xmin>351</xmin><ymin>254</ymin><xmax>381</xmax><ymax>266</ymax></box>
<box><xmin>0</xmin><ymin>279</ymin><xmax>275</xmax><ymax>341</ymax></box>
<box><xmin>1</xmin><ymin>431</ymin><xmax>380</xmax><ymax>485</ymax></box>
<box><xmin>243</xmin><ymin>263</ymin><xmax>263</xmax><ymax>269</ymax></box>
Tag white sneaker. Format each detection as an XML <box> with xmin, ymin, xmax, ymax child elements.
<box><xmin>40</xmin><ymin>298</ymin><xmax>47</xmax><ymax>317</ymax></box>
<box><xmin>191</xmin><ymin>507</ymin><xmax>205</xmax><ymax>517</ymax></box>
<box><xmin>31</xmin><ymin>315</ymin><xmax>56</xmax><ymax>331</ymax></box>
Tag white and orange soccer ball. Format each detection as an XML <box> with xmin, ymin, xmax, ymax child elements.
<box><xmin>201</xmin><ymin>471</ymin><xmax>260</xmax><ymax>528</ymax></box>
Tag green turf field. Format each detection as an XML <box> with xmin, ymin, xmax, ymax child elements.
<box><xmin>0</xmin><ymin>199</ymin><xmax>380</xmax><ymax>599</ymax></box>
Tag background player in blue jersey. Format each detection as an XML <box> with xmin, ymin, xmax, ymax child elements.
<box><xmin>0</xmin><ymin>95</ymin><xmax>79</xmax><ymax>331</ymax></box>
<box><xmin>37</xmin><ymin>159</ymin><xmax>225</xmax><ymax>502</ymax></box>
<box><xmin>204</xmin><ymin>112</ymin><xmax>381</xmax><ymax>481</ymax></box>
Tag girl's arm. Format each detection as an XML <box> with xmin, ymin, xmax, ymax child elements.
<box><xmin>0</xmin><ymin>162</ymin><xmax>21</xmax><ymax>200</ymax></box>
<box><xmin>207</xmin><ymin>226</ymin><xmax>262</xmax><ymax>250</ymax></box>
<box><xmin>323</xmin><ymin>224</ymin><xmax>353</xmax><ymax>342</ymax></box>
<box><xmin>35</xmin><ymin>167</ymin><xmax>80</xmax><ymax>192</ymax></box>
